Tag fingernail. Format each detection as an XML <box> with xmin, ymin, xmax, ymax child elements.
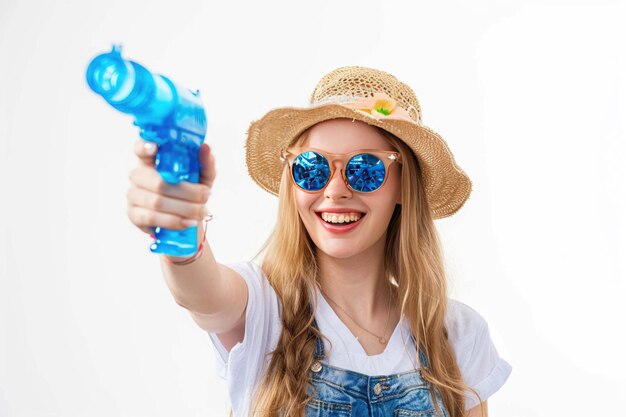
<box><xmin>182</xmin><ymin>219</ymin><xmax>198</xmax><ymax>227</ymax></box>
<box><xmin>144</xmin><ymin>142</ymin><xmax>156</xmax><ymax>155</ymax></box>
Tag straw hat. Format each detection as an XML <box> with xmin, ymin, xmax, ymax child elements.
<box><xmin>245</xmin><ymin>66</ymin><xmax>472</xmax><ymax>219</ymax></box>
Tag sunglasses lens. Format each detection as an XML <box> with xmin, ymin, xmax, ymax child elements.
<box><xmin>346</xmin><ymin>154</ymin><xmax>386</xmax><ymax>192</ymax></box>
<box><xmin>292</xmin><ymin>151</ymin><xmax>330</xmax><ymax>191</ymax></box>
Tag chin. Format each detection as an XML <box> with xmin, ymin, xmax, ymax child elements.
<box><xmin>316</xmin><ymin>245</ymin><xmax>363</xmax><ymax>260</ymax></box>
<box><xmin>312</xmin><ymin>234</ymin><xmax>375</xmax><ymax>258</ymax></box>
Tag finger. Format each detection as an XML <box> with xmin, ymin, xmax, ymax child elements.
<box><xmin>126</xmin><ymin>185</ymin><xmax>209</xmax><ymax>220</ymax></box>
<box><xmin>138</xmin><ymin>225</ymin><xmax>155</xmax><ymax>236</ymax></box>
<box><xmin>133</xmin><ymin>139</ymin><xmax>158</xmax><ymax>167</ymax></box>
<box><xmin>127</xmin><ymin>205</ymin><xmax>201</xmax><ymax>231</ymax></box>
<box><xmin>128</xmin><ymin>164</ymin><xmax>211</xmax><ymax>204</ymax></box>
<box><xmin>124</xmin><ymin>199</ymin><xmax>157</xmax><ymax>236</ymax></box>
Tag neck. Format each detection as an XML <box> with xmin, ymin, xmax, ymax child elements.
<box><xmin>316</xmin><ymin>233</ymin><xmax>393</xmax><ymax>322</ymax></box>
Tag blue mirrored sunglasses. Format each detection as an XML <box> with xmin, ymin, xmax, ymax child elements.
<box><xmin>280</xmin><ymin>147</ymin><xmax>402</xmax><ymax>193</ymax></box>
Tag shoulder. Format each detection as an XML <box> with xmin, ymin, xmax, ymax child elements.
<box><xmin>445</xmin><ymin>298</ymin><xmax>489</xmax><ymax>348</ymax></box>
<box><xmin>222</xmin><ymin>260</ymin><xmax>273</xmax><ymax>296</ymax></box>
<box><xmin>223</xmin><ymin>259</ymin><xmax>265</xmax><ymax>280</ymax></box>
<box><xmin>208</xmin><ymin>260</ymin><xmax>282</xmax><ymax>375</ymax></box>
<box><xmin>223</xmin><ymin>258</ymin><xmax>281</xmax><ymax>304</ymax></box>
<box><xmin>220</xmin><ymin>260</ymin><xmax>280</xmax><ymax>327</ymax></box>
<box><xmin>444</xmin><ymin>298</ymin><xmax>513</xmax><ymax>410</ymax></box>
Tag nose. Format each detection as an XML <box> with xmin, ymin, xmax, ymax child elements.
<box><xmin>324</xmin><ymin>164</ymin><xmax>352</xmax><ymax>200</ymax></box>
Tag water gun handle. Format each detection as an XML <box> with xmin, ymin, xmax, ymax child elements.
<box><xmin>143</xmin><ymin>125</ymin><xmax>203</xmax><ymax>257</ymax></box>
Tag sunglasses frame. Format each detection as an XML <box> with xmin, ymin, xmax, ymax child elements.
<box><xmin>280</xmin><ymin>146</ymin><xmax>402</xmax><ymax>194</ymax></box>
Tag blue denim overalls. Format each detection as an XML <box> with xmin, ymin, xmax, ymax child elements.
<box><xmin>306</xmin><ymin>318</ymin><xmax>450</xmax><ymax>417</ymax></box>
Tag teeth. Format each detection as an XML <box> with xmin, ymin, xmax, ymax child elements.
<box><xmin>321</xmin><ymin>212</ymin><xmax>362</xmax><ymax>224</ymax></box>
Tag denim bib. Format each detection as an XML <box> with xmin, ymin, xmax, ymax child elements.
<box><xmin>306</xmin><ymin>319</ymin><xmax>450</xmax><ymax>417</ymax></box>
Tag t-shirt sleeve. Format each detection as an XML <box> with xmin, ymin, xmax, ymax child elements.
<box><xmin>446</xmin><ymin>299</ymin><xmax>513</xmax><ymax>411</ymax></box>
<box><xmin>204</xmin><ymin>261</ymin><xmax>281</xmax><ymax>384</ymax></box>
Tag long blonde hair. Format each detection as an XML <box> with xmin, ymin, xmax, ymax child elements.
<box><xmin>230</xmin><ymin>124</ymin><xmax>484</xmax><ymax>417</ymax></box>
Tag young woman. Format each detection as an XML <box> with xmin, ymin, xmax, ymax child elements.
<box><xmin>127</xmin><ymin>67</ymin><xmax>512</xmax><ymax>417</ymax></box>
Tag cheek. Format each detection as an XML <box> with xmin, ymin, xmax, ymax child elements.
<box><xmin>370</xmin><ymin>176</ymin><xmax>401</xmax><ymax>219</ymax></box>
<box><xmin>294</xmin><ymin>190</ymin><xmax>319</xmax><ymax>219</ymax></box>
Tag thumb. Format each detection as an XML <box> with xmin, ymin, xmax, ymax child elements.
<box><xmin>198</xmin><ymin>143</ymin><xmax>216</xmax><ymax>188</ymax></box>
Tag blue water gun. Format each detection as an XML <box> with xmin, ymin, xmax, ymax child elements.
<box><xmin>86</xmin><ymin>45</ymin><xmax>207</xmax><ymax>257</ymax></box>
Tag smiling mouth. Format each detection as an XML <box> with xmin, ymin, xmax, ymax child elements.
<box><xmin>316</xmin><ymin>212</ymin><xmax>366</xmax><ymax>225</ymax></box>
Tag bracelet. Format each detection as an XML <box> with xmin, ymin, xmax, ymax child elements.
<box><xmin>159</xmin><ymin>212</ymin><xmax>214</xmax><ymax>266</ymax></box>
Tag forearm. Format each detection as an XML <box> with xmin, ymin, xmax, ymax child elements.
<box><xmin>159</xmin><ymin>225</ymin><xmax>224</xmax><ymax>315</ymax></box>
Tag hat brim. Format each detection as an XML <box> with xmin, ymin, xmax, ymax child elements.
<box><xmin>245</xmin><ymin>104</ymin><xmax>472</xmax><ymax>219</ymax></box>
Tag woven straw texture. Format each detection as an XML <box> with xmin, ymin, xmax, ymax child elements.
<box><xmin>311</xmin><ymin>66</ymin><xmax>423</xmax><ymax>123</ymax></box>
<box><xmin>245</xmin><ymin>66</ymin><xmax>472</xmax><ymax>219</ymax></box>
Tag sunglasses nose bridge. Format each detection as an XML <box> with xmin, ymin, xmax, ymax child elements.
<box><xmin>324</xmin><ymin>163</ymin><xmax>352</xmax><ymax>195</ymax></box>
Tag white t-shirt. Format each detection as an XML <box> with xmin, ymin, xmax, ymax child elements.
<box><xmin>203</xmin><ymin>261</ymin><xmax>512</xmax><ymax>417</ymax></box>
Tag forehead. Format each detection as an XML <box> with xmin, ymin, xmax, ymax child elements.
<box><xmin>301</xmin><ymin>119</ymin><xmax>394</xmax><ymax>153</ymax></box>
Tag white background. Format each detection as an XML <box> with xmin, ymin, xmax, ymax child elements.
<box><xmin>1</xmin><ymin>0</ymin><xmax>625</xmax><ymax>416</ymax></box>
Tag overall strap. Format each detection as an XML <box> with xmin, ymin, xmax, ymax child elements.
<box><xmin>410</xmin><ymin>333</ymin><xmax>430</xmax><ymax>369</ymax></box>
<box><xmin>311</xmin><ymin>318</ymin><xmax>326</xmax><ymax>359</ymax></box>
